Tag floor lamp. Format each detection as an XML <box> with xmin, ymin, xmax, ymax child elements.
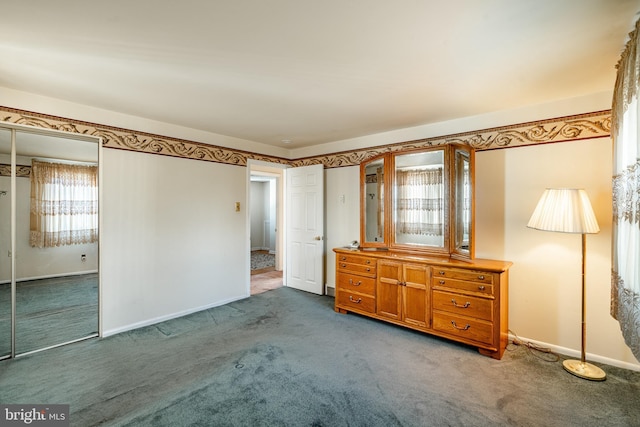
<box><xmin>527</xmin><ymin>188</ymin><xmax>606</xmax><ymax>381</ymax></box>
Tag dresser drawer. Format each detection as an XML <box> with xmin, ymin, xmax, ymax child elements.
<box><xmin>336</xmin><ymin>272</ymin><xmax>376</xmax><ymax>296</ymax></box>
<box><xmin>433</xmin><ymin>268</ymin><xmax>494</xmax><ymax>284</ymax></box>
<box><xmin>432</xmin><ymin>277</ymin><xmax>494</xmax><ymax>295</ymax></box>
<box><xmin>432</xmin><ymin>311</ymin><xmax>494</xmax><ymax>346</ymax></box>
<box><xmin>431</xmin><ymin>267</ymin><xmax>494</xmax><ymax>295</ymax></box>
<box><xmin>432</xmin><ymin>290</ymin><xmax>493</xmax><ymax>322</ymax></box>
<box><xmin>337</xmin><ymin>261</ymin><xmax>376</xmax><ymax>277</ymax></box>
<box><xmin>336</xmin><ymin>253</ymin><xmax>376</xmax><ymax>267</ymax></box>
<box><xmin>336</xmin><ymin>290</ymin><xmax>375</xmax><ymax>314</ymax></box>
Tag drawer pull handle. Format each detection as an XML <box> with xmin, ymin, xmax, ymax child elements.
<box><xmin>341</xmin><ymin>256</ymin><xmax>346</xmax><ymax>261</ymax></box>
<box><xmin>439</xmin><ymin>270</ymin><xmax>445</xmax><ymax>276</ymax></box>
<box><xmin>451</xmin><ymin>321</ymin><xmax>471</xmax><ymax>331</ymax></box>
<box><xmin>439</xmin><ymin>280</ymin><xmax>445</xmax><ymax>285</ymax></box>
<box><xmin>340</xmin><ymin>264</ymin><xmax>347</xmax><ymax>268</ymax></box>
<box><xmin>349</xmin><ymin>279</ymin><xmax>362</xmax><ymax>286</ymax></box>
<box><xmin>478</xmin><ymin>285</ymin><xmax>486</xmax><ymax>291</ymax></box>
<box><xmin>365</xmin><ymin>260</ymin><xmax>371</xmax><ymax>264</ymax></box>
<box><xmin>366</xmin><ymin>268</ymin><xmax>371</xmax><ymax>272</ymax></box>
<box><xmin>478</xmin><ymin>275</ymin><xmax>485</xmax><ymax>280</ymax></box>
<box><xmin>349</xmin><ymin>296</ymin><xmax>362</xmax><ymax>304</ymax></box>
<box><xmin>451</xmin><ymin>299</ymin><xmax>470</xmax><ymax>308</ymax></box>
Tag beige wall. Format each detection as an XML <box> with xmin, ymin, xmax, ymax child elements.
<box><xmin>2</xmin><ymin>86</ymin><xmax>638</xmax><ymax>370</ymax></box>
<box><xmin>477</xmin><ymin>138</ymin><xmax>638</xmax><ymax>369</ymax></box>
<box><xmin>101</xmin><ymin>148</ymin><xmax>248</xmax><ymax>334</ymax></box>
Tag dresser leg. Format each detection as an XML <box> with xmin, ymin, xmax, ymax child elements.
<box><xmin>335</xmin><ymin>307</ymin><xmax>348</xmax><ymax>314</ymax></box>
<box><xmin>478</xmin><ymin>348</ymin><xmax>503</xmax><ymax>360</ymax></box>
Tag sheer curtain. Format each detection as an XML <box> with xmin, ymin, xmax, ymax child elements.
<box><xmin>30</xmin><ymin>160</ymin><xmax>98</xmax><ymax>248</ymax></box>
<box><xmin>611</xmin><ymin>18</ymin><xmax>640</xmax><ymax>360</ymax></box>
<box><xmin>396</xmin><ymin>168</ymin><xmax>443</xmax><ymax>236</ymax></box>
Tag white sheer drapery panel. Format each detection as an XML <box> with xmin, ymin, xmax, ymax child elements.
<box><xmin>30</xmin><ymin>160</ymin><xmax>98</xmax><ymax>248</ymax></box>
<box><xmin>612</xmin><ymin>18</ymin><xmax>640</xmax><ymax>360</ymax></box>
<box><xmin>396</xmin><ymin>168</ymin><xmax>444</xmax><ymax>236</ymax></box>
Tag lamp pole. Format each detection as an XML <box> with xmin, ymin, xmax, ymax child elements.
<box><xmin>580</xmin><ymin>233</ymin><xmax>586</xmax><ymax>365</ymax></box>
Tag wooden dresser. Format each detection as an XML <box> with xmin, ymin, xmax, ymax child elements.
<box><xmin>334</xmin><ymin>248</ymin><xmax>512</xmax><ymax>359</ymax></box>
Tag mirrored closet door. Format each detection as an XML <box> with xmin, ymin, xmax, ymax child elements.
<box><xmin>0</xmin><ymin>128</ymin><xmax>12</xmax><ymax>359</ymax></box>
<box><xmin>1</xmin><ymin>123</ymin><xmax>100</xmax><ymax>358</ymax></box>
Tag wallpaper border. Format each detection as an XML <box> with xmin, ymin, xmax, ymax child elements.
<box><xmin>1</xmin><ymin>106</ymin><xmax>611</xmax><ymax>169</ymax></box>
<box><xmin>0</xmin><ymin>164</ymin><xmax>30</xmax><ymax>178</ymax></box>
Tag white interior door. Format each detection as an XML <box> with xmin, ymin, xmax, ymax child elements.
<box><xmin>285</xmin><ymin>164</ymin><xmax>324</xmax><ymax>295</ymax></box>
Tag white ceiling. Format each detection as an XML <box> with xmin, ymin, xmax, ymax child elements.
<box><xmin>1</xmin><ymin>1</ymin><xmax>638</xmax><ymax>149</ymax></box>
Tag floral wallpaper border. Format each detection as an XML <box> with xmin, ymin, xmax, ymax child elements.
<box><xmin>1</xmin><ymin>106</ymin><xmax>611</xmax><ymax>170</ymax></box>
<box><xmin>0</xmin><ymin>164</ymin><xmax>30</xmax><ymax>178</ymax></box>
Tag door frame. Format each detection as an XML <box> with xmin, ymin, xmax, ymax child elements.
<box><xmin>247</xmin><ymin>160</ymin><xmax>288</xmax><ymax>294</ymax></box>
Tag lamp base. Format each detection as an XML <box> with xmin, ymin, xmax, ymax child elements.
<box><xmin>562</xmin><ymin>359</ymin><xmax>606</xmax><ymax>381</ymax></box>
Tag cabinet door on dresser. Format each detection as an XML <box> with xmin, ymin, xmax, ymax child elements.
<box><xmin>402</xmin><ymin>263</ymin><xmax>430</xmax><ymax>329</ymax></box>
<box><xmin>376</xmin><ymin>260</ymin><xmax>429</xmax><ymax>329</ymax></box>
<box><xmin>377</xmin><ymin>260</ymin><xmax>402</xmax><ymax>320</ymax></box>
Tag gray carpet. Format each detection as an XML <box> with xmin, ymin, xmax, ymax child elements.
<box><xmin>0</xmin><ymin>287</ymin><xmax>639</xmax><ymax>426</ymax></box>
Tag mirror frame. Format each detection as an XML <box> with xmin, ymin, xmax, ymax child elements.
<box><xmin>359</xmin><ymin>153</ymin><xmax>389</xmax><ymax>249</ymax></box>
<box><xmin>391</xmin><ymin>147</ymin><xmax>450</xmax><ymax>256</ymax></box>
<box><xmin>451</xmin><ymin>145</ymin><xmax>475</xmax><ymax>260</ymax></box>
<box><xmin>359</xmin><ymin>143</ymin><xmax>475</xmax><ymax>259</ymax></box>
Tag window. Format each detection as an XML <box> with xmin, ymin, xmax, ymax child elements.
<box><xmin>29</xmin><ymin>160</ymin><xmax>98</xmax><ymax>248</ymax></box>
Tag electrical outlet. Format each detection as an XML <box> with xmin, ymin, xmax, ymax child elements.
<box><xmin>81</xmin><ymin>254</ymin><xmax>86</xmax><ymax>262</ymax></box>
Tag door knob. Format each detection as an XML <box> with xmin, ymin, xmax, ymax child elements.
<box><xmin>314</xmin><ymin>236</ymin><xmax>323</xmax><ymax>240</ymax></box>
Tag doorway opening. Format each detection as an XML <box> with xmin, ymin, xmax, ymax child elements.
<box><xmin>249</xmin><ymin>161</ymin><xmax>285</xmax><ymax>295</ymax></box>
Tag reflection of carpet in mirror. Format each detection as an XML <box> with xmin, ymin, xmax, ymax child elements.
<box><xmin>251</xmin><ymin>250</ymin><xmax>275</xmax><ymax>271</ymax></box>
<box><xmin>0</xmin><ymin>273</ymin><xmax>98</xmax><ymax>356</ymax></box>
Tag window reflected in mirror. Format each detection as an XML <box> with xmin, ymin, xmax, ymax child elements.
<box><xmin>394</xmin><ymin>150</ymin><xmax>445</xmax><ymax>249</ymax></box>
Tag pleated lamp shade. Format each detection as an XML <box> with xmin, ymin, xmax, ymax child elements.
<box><xmin>527</xmin><ymin>189</ymin><xmax>600</xmax><ymax>234</ymax></box>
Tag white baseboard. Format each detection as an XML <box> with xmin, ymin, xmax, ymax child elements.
<box><xmin>325</xmin><ymin>284</ymin><xmax>335</xmax><ymax>297</ymax></box>
<box><xmin>508</xmin><ymin>334</ymin><xmax>640</xmax><ymax>372</ymax></box>
<box><xmin>102</xmin><ymin>294</ymin><xmax>249</xmax><ymax>337</ymax></box>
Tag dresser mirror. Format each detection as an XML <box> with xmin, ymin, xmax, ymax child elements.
<box><xmin>359</xmin><ymin>144</ymin><xmax>474</xmax><ymax>259</ymax></box>
<box><xmin>453</xmin><ymin>147</ymin><xmax>473</xmax><ymax>258</ymax></box>
<box><xmin>361</xmin><ymin>155</ymin><xmax>387</xmax><ymax>247</ymax></box>
<box><xmin>393</xmin><ymin>148</ymin><xmax>447</xmax><ymax>252</ymax></box>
